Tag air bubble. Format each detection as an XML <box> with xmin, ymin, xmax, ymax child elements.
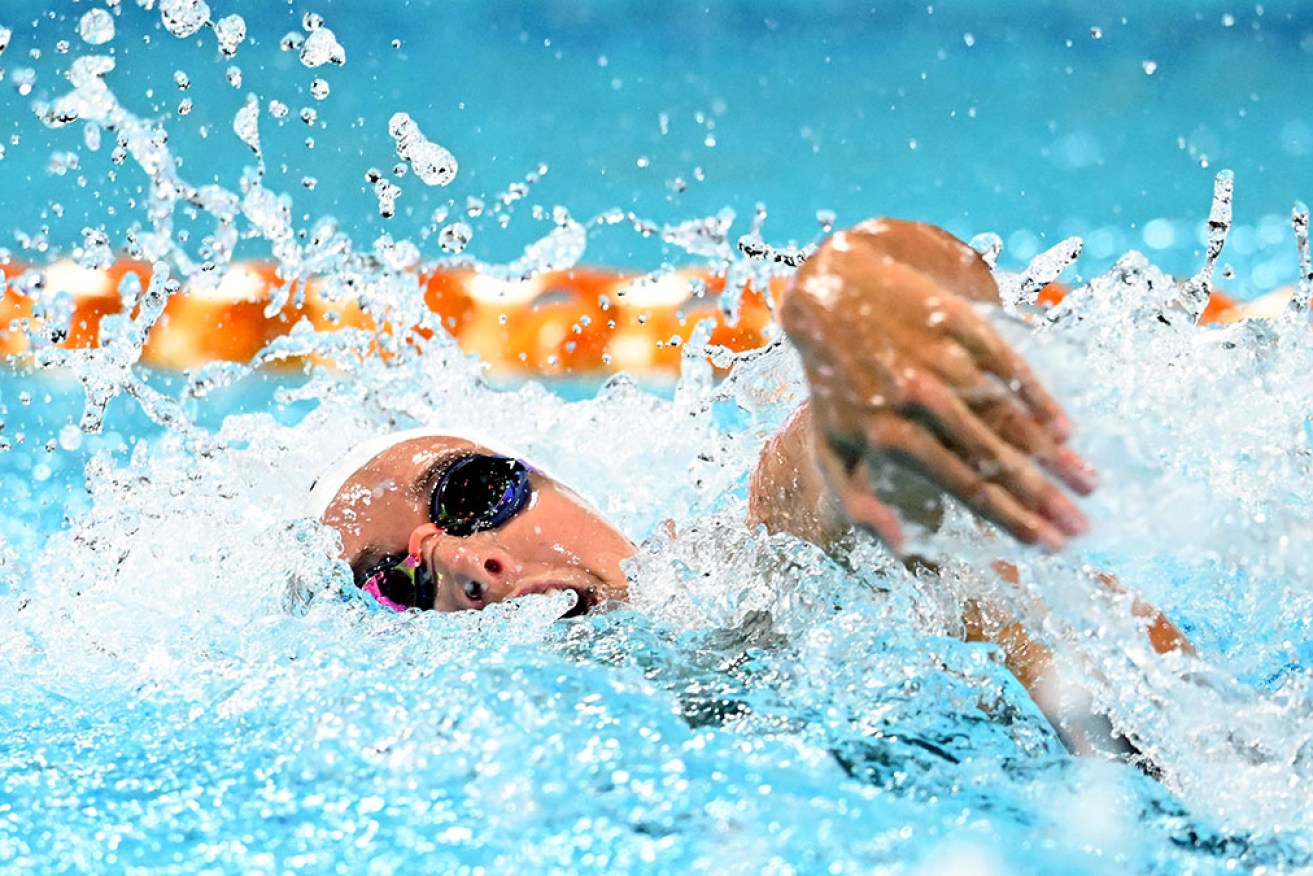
<box><xmin>310</xmin><ymin>78</ymin><xmax>330</xmax><ymax>100</ymax></box>
<box><xmin>300</xmin><ymin>108</ymin><xmax>318</xmax><ymax>125</ymax></box>
<box><xmin>225</xmin><ymin>66</ymin><xmax>242</xmax><ymax>88</ymax></box>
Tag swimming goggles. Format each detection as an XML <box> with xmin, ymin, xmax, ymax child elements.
<box><xmin>360</xmin><ymin>453</ymin><xmax>533</xmax><ymax>611</ymax></box>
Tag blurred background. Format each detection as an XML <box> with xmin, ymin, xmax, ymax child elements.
<box><xmin>0</xmin><ymin>0</ymin><xmax>1308</xmax><ymax>292</ymax></box>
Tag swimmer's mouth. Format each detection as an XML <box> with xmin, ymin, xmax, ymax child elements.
<box><xmin>511</xmin><ymin>579</ymin><xmax>597</xmax><ymax>619</ymax></box>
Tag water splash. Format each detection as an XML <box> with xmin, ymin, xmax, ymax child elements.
<box><xmin>996</xmin><ymin>235</ymin><xmax>1084</xmax><ymax>311</ymax></box>
<box><xmin>1288</xmin><ymin>201</ymin><xmax>1311</xmax><ymax>315</ymax></box>
<box><xmin>1176</xmin><ymin>169</ymin><xmax>1234</xmax><ymax>320</ymax></box>
<box><xmin>3</xmin><ymin>5</ymin><xmax>1313</xmax><ymax>872</ymax></box>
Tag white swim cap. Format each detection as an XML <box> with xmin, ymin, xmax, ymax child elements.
<box><xmin>305</xmin><ymin>427</ymin><xmax>524</xmax><ymax>519</ymax></box>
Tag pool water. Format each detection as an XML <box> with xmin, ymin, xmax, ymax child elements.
<box><xmin>3</xmin><ymin>2</ymin><xmax>1313</xmax><ymax>873</ymax></box>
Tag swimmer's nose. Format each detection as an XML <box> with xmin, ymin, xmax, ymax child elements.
<box><xmin>426</xmin><ymin>537</ymin><xmax>518</xmax><ymax>606</ymax></box>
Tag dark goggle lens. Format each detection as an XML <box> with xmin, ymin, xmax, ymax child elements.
<box><xmin>366</xmin><ymin>561</ymin><xmax>436</xmax><ymax>610</ymax></box>
<box><xmin>432</xmin><ymin>455</ymin><xmax>532</xmax><ymax>537</ymax></box>
<box><xmin>376</xmin><ymin>566</ymin><xmax>416</xmax><ymax>606</ymax></box>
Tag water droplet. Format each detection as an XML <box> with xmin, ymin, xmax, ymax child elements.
<box><xmin>213</xmin><ymin>14</ymin><xmax>246</xmax><ymax>57</ymax></box>
<box><xmin>159</xmin><ymin>0</ymin><xmax>211</xmax><ymax>39</ymax></box>
<box><xmin>58</xmin><ymin>424</ymin><xmax>83</xmax><ymax>451</ymax></box>
<box><xmin>388</xmin><ymin>112</ymin><xmax>457</xmax><ymax>186</ymax></box>
<box><xmin>232</xmin><ymin>94</ymin><xmax>260</xmax><ymax>155</ymax></box>
<box><xmin>299</xmin><ymin>27</ymin><xmax>345</xmax><ymax>68</ymax></box>
<box><xmin>78</xmin><ymin>226</ymin><xmax>113</xmax><ymax>269</ymax></box>
<box><xmin>439</xmin><ymin>222</ymin><xmax>472</xmax><ymax>254</ymax></box>
<box><xmin>12</xmin><ymin>67</ymin><xmax>36</xmax><ymax>97</ymax></box>
<box><xmin>374</xmin><ymin>179</ymin><xmax>401</xmax><ymax>218</ymax></box>
<box><xmin>78</xmin><ymin>9</ymin><xmax>115</xmax><ymax>46</ymax></box>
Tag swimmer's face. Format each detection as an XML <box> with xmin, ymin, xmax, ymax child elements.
<box><xmin>321</xmin><ymin>436</ymin><xmax>635</xmax><ymax>615</ymax></box>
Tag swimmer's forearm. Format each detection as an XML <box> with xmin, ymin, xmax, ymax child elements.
<box><xmin>747</xmin><ymin>401</ymin><xmax>845</xmax><ymax>545</ymax></box>
<box><xmin>747</xmin><ymin>400</ymin><xmax>949</xmax><ymax>545</ymax></box>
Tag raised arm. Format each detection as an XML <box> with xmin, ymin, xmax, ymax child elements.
<box><xmin>748</xmin><ymin>219</ymin><xmax>1192</xmax><ymax>758</ymax></box>
<box><xmin>749</xmin><ymin>218</ymin><xmax>1095</xmax><ymax>551</ymax></box>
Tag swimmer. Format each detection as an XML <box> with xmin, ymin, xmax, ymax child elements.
<box><xmin>310</xmin><ymin>218</ymin><xmax>1192</xmax><ymax>759</ymax></box>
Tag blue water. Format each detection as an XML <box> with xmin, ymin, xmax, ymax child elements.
<box><xmin>4</xmin><ymin>2</ymin><xmax>1313</xmax><ymax>874</ymax></box>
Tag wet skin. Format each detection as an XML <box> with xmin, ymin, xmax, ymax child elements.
<box><xmin>315</xmin><ymin>218</ymin><xmax>1195</xmax><ymax>765</ymax></box>
<box><xmin>321</xmin><ymin>436</ymin><xmax>635</xmax><ymax>614</ymax></box>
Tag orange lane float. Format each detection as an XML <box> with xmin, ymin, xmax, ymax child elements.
<box><xmin>1</xmin><ymin>261</ymin><xmax>1241</xmax><ymax>376</ymax></box>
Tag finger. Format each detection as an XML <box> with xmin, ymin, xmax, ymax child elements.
<box><xmin>945</xmin><ymin>307</ymin><xmax>1072</xmax><ymax>442</ymax></box>
<box><xmin>897</xmin><ymin>373</ymin><xmax>1088</xmax><ymax>537</ymax></box>
<box><xmin>917</xmin><ymin>331</ymin><xmax>1095</xmax><ymax>495</ymax></box>
<box><xmin>863</xmin><ymin>412</ymin><xmax>1066</xmax><ymax>550</ymax></box>
<box><xmin>813</xmin><ymin>438</ymin><xmax>906</xmax><ymax>551</ymax></box>
<box><xmin>921</xmin><ymin>347</ymin><xmax>1092</xmax><ymax>494</ymax></box>
<box><xmin>973</xmin><ymin>396</ymin><xmax>1098</xmax><ymax>495</ymax></box>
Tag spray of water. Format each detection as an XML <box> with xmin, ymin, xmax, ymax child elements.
<box><xmin>2</xmin><ymin>5</ymin><xmax>1312</xmax><ymax>872</ymax></box>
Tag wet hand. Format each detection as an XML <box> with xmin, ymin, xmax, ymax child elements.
<box><xmin>780</xmin><ymin>219</ymin><xmax>1096</xmax><ymax>552</ymax></box>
